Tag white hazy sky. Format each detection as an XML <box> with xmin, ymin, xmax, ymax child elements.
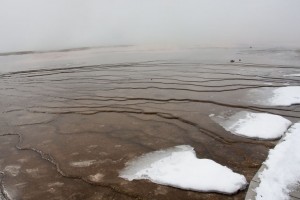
<box><xmin>1</xmin><ymin>0</ymin><xmax>300</xmax><ymax>52</ymax></box>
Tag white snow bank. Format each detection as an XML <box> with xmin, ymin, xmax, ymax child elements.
<box><xmin>268</xmin><ymin>86</ymin><xmax>300</xmax><ymax>106</ymax></box>
<box><xmin>256</xmin><ymin>123</ymin><xmax>300</xmax><ymax>200</ymax></box>
<box><xmin>211</xmin><ymin>111</ymin><xmax>291</xmax><ymax>139</ymax></box>
<box><xmin>119</xmin><ymin>145</ymin><xmax>247</xmax><ymax>194</ymax></box>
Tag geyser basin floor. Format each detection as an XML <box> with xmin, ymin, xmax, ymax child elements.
<box><xmin>0</xmin><ymin>47</ymin><xmax>299</xmax><ymax>200</ymax></box>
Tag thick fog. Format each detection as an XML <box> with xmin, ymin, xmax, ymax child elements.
<box><xmin>1</xmin><ymin>0</ymin><xmax>300</xmax><ymax>53</ymax></box>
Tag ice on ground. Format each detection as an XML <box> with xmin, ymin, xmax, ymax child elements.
<box><xmin>211</xmin><ymin>111</ymin><xmax>291</xmax><ymax>139</ymax></box>
<box><xmin>256</xmin><ymin>123</ymin><xmax>300</xmax><ymax>200</ymax></box>
<box><xmin>268</xmin><ymin>86</ymin><xmax>300</xmax><ymax>106</ymax></box>
<box><xmin>119</xmin><ymin>145</ymin><xmax>247</xmax><ymax>194</ymax></box>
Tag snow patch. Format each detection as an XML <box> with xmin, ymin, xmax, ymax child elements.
<box><xmin>211</xmin><ymin>111</ymin><xmax>291</xmax><ymax>139</ymax></box>
<box><xmin>256</xmin><ymin>123</ymin><xmax>300</xmax><ymax>200</ymax></box>
<box><xmin>119</xmin><ymin>145</ymin><xmax>247</xmax><ymax>194</ymax></box>
<box><xmin>268</xmin><ymin>86</ymin><xmax>300</xmax><ymax>106</ymax></box>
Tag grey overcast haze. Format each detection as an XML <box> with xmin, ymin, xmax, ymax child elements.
<box><xmin>1</xmin><ymin>0</ymin><xmax>300</xmax><ymax>53</ymax></box>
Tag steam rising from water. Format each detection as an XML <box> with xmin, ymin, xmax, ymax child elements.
<box><xmin>1</xmin><ymin>0</ymin><xmax>300</xmax><ymax>52</ymax></box>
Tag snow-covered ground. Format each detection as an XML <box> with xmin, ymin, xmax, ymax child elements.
<box><xmin>255</xmin><ymin>123</ymin><xmax>300</xmax><ymax>200</ymax></box>
<box><xmin>249</xmin><ymin>86</ymin><xmax>300</xmax><ymax>106</ymax></box>
<box><xmin>211</xmin><ymin>111</ymin><xmax>291</xmax><ymax>139</ymax></box>
<box><xmin>268</xmin><ymin>86</ymin><xmax>300</xmax><ymax>106</ymax></box>
<box><xmin>120</xmin><ymin>145</ymin><xmax>247</xmax><ymax>194</ymax></box>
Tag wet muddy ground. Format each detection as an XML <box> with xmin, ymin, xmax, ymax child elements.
<box><xmin>0</xmin><ymin>47</ymin><xmax>299</xmax><ymax>200</ymax></box>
